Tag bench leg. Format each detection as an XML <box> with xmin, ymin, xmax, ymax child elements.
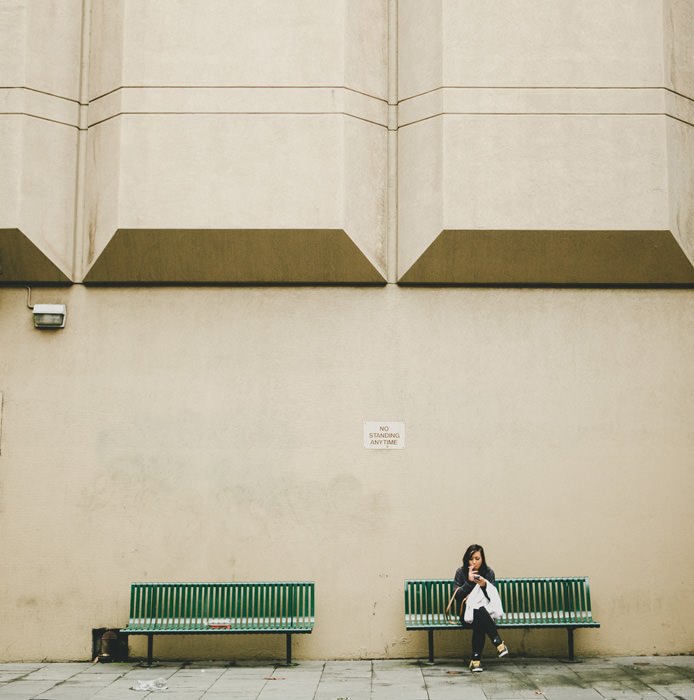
<box><xmin>147</xmin><ymin>634</ymin><xmax>154</xmax><ymax>666</ymax></box>
<box><xmin>286</xmin><ymin>634</ymin><xmax>292</xmax><ymax>665</ymax></box>
<box><xmin>427</xmin><ymin>630</ymin><xmax>435</xmax><ymax>664</ymax></box>
<box><xmin>567</xmin><ymin>629</ymin><xmax>574</xmax><ymax>662</ymax></box>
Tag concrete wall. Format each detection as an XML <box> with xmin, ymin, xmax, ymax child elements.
<box><xmin>0</xmin><ymin>0</ymin><xmax>693</xmax><ymax>661</ymax></box>
<box><xmin>1</xmin><ymin>286</ymin><xmax>693</xmax><ymax>660</ymax></box>
<box><xmin>82</xmin><ymin>0</ymin><xmax>388</xmax><ymax>284</ymax></box>
<box><xmin>397</xmin><ymin>0</ymin><xmax>694</xmax><ymax>284</ymax></box>
<box><xmin>0</xmin><ymin>0</ymin><xmax>81</xmax><ymax>281</ymax></box>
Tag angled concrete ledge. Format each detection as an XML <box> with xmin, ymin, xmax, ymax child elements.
<box><xmin>83</xmin><ymin>228</ymin><xmax>386</xmax><ymax>285</ymax></box>
<box><xmin>0</xmin><ymin>88</ymin><xmax>80</xmax><ymax>128</ymax></box>
<box><xmin>87</xmin><ymin>87</ymin><xmax>388</xmax><ymax>129</ymax></box>
<box><xmin>0</xmin><ymin>229</ymin><xmax>71</xmax><ymax>283</ymax></box>
<box><xmin>398</xmin><ymin>87</ymin><xmax>694</xmax><ymax>130</ymax></box>
<box><xmin>398</xmin><ymin>229</ymin><xmax>694</xmax><ymax>286</ymax></box>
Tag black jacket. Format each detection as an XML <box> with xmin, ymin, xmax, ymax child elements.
<box><xmin>453</xmin><ymin>566</ymin><xmax>496</xmax><ymax>601</ymax></box>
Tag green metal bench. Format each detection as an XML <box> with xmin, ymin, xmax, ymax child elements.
<box><xmin>121</xmin><ymin>581</ymin><xmax>315</xmax><ymax>665</ymax></box>
<box><xmin>405</xmin><ymin>577</ymin><xmax>599</xmax><ymax>662</ymax></box>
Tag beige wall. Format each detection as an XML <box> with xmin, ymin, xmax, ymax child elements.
<box><xmin>1</xmin><ymin>286</ymin><xmax>693</xmax><ymax>660</ymax></box>
<box><xmin>1</xmin><ymin>0</ymin><xmax>693</xmax><ymax>662</ymax></box>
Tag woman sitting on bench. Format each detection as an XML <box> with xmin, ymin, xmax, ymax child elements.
<box><xmin>453</xmin><ymin>543</ymin><xmax>509</xmax><ymax>673</ymax></box>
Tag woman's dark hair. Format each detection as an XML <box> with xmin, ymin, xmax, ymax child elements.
<box><xmin>462</xmin><ymin>543</ymin><xmax>490</xmax><ymax>578</ymax></box>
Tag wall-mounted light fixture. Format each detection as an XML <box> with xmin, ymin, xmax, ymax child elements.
<box><xmin>32</xmin><ymin>303</ymin><xmax>67</xmax><ymax>329</ymax></box>
<box><xmin>26</xmin><ymin>287</ymin><xmax>67</xmax><ymax>329</ymax></box>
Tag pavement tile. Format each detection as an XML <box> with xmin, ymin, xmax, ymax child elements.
<box><xmin>654</xmin><ymin>687</ymin><xmax>694</xmax><ymax>700</ymax></box>
<box><xmin>60</xmin><ymin>674</ymin><xmax>116</xmax><ymax>683</ymax></box>
<box><xmin>573</xmin><ymin>667</ymin><xmax>633</xmax><ymax>681</ymax></box>
<box><xmin>514</xmin><ymin>663</ymin><xmax>575</xmax><ymax>676</ymax></box>
<box><xmin>209</xmin><ymin>673</ymin><xmax>267</xmax><ymax>682</ymax></box>
<box><xmin>91</xmin><ymin>683</ymin><xmax>157</xmax><ymax>700</ymax></box>
<box><xmin>121</xmin><ymin>665</ymin><xmax>181</xmax><ymax>679</ymax></box>
<box><xmin>627</xmin><ymin>666</ymin><xmax>691</xmax><ymax>684</ymax></box>
<box><xmin>207</xmin><ymin>676</ymin><xmax>267</xmax><ymax>685</ymax></box>
<box><xmin>173</xmin><ymin>668</ymin><xmax>226</xmax><ymax>676</ymax></box>
<box><xmin>594</xmin><ymin>696</ymin><xmax>664</xmax><ymax>700</ymax></box>
<box><xmin>320</xmin><ymin>677</ymin><xmax>371</xmax><ymax>695</ymax></box>
<box><xmin>257</xmin><ymin>689</ymin><xmax>320</xmax><ymax>700</ymax></box>
<box><xmin>542</xmin><ymin>689</ymin><xmax>604</xmax><ymax>700</ymax></box>
<box><xmin>78</xmin><ymin>664</ymin><xmax>133</xmax><ymax>675</ymax></box>
<box><xmin>590</xmin><ymin>682</ymin><xmax>663</xmax><ymax>697</ymax></box>
<box><xmin>217</xmin><ymin>667</ymin><xmax>274</xmax><ymax>678</ymax></box>
<box><xmin>164</xmin><ymin>676</ymin><xmax>220</xmax><ymax>689</ymax></box>
<box><xmin>88</xmin><ymin>691</ymin><xmax>136</xmax><ymax>700</ymax></box>
<box><xmin>24</xmin><ymin>664</ymin><xmax>91</xmax><ymax>681</ymax></box>
<box><xmin>0</xmin><ymin>680</ymin><xmax>57</xmax><ymax>698</ymax></box>
<box><xmin>428</xmin><ymin>689</ymin><xmax>487</xmax><ymax>700</ymax></box>
<box><xmin>62</xmin><ymin>673</ymin><xmax>124</xmax><ymax>684</ymax></box>
<box><xmin>481</xmin><ymin>692</ymin><xmax>549</xmax><ymax>699</ymax></box>
<box><xmin>425</xmin><ymin>675</ymin><xmax>488</xmax><ymax>700</ymax></box>
<box><xmin>207</xmin><ymin>682</ymin><xmax>266</xmax><ymax>694</ymax></box>
<box><xmin>35</xmin><ymin>686</ymin><xmax>106</xmax><ymax>700</ymax></box>
<box><xmin>324</xmin><ymin>659</ymin><xmax>372</xmax><ymax>671</ymax></box>
<box><xmin>0</xmin><ymin>675</ymin><xmax>28</xmax><ymax>684</ymax></box>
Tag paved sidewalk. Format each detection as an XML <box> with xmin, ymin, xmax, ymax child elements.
<box><xmin>0</xmin><ymin>657</ymin><xmax>692</xmax><ymax>700</ymax></box>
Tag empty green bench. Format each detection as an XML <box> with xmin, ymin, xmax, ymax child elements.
<box><xmin>405</xmin><ymin>577</ymin><xmax>599</xmax><ymax>662</ymax></box>
<box><xmin>121</xmin><ymin>581</ymin><xmax>315</xmax><ymax>665</ymax></box>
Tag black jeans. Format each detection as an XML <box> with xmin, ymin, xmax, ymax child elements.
<box><xmin>461</xmin><ymin>606</ymin><xmax>501</xmax><ymax>658</ymax></box>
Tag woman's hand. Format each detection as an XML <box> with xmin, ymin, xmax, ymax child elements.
<box><xmin>468</xmin><ymin>566</ymin><xmax>487</xmax><ymax>587</ymax></box>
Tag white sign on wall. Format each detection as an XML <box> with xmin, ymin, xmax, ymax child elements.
<box><xmin>363</xmin><ymin>422</ymin><xmax>405</xmax><ymax>449</ymax></box>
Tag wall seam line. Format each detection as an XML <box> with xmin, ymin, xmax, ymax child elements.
<box><xmin>71</xmin><ymin>0</ymin><xmax>92</xmax><ymax>283</ymax></box>
<box><xmin>386</xmin><ymin>0</ymin><xmax>398</xmax><ymax>283</ymax></box>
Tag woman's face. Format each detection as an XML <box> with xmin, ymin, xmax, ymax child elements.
<box><xmin>468</xmin><ymin>550</ymin><xmax>483</xmax><ymax>571</ymax></box>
